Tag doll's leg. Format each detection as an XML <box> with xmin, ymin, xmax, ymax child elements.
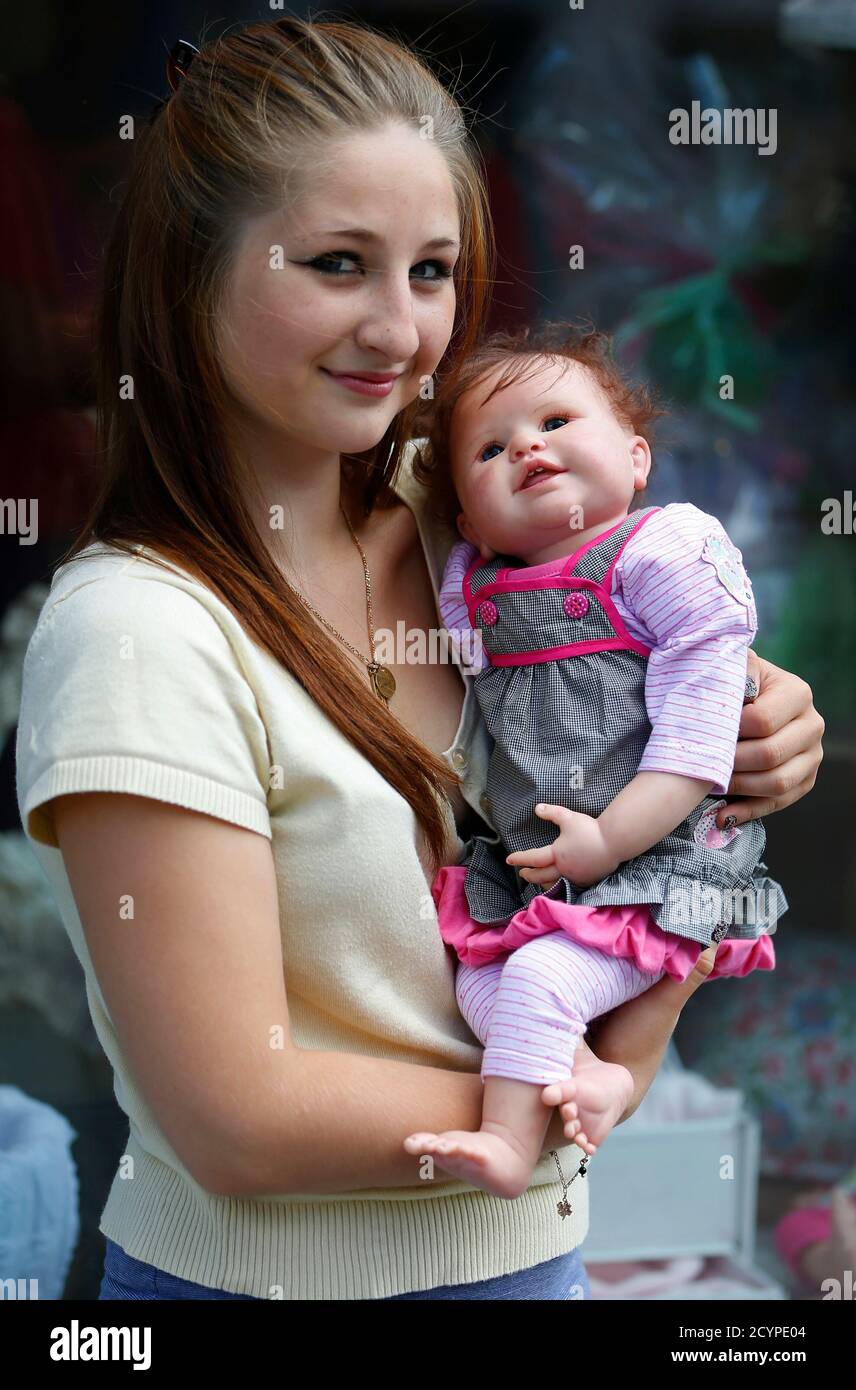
<box><xmin>403</xmin><ymin>934</ymin><xmax>660</xmax><ymax>1200</ymax></box>
<box><xmin>472</xmin><ymin>935</ymin><xmax>662</xmax><ymax>1177</ymax></box>
<box><xmin>453</xmin><ymin>958</ymin><xmax>506</xmax><ymax>1049</ymax></box>
<box><xmin>460</xmin><ymin>933</ymin><xmax>660</xmax><ymax>1085</ymax></box>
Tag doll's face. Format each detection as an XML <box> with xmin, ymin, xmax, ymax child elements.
<box><xmin>449</xmin><ymin>358</ymin><xmax>651</xmax><ymax>562</ymax></box>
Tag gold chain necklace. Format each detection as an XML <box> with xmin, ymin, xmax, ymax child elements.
<box><xmin>287</xmin><ymin>503</ymin><xmax>397</xmax><ymax>706</ymax></box>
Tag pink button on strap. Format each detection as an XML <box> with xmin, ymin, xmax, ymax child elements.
<box><xmin>478</xmin><ymin>598</ymin><xmax>498</xmax><ymax>626</ymax></box>
<box><xmin>564</xmin><ymin>592</ymin><xmax>589</xmax><ymax>619</ymax></box>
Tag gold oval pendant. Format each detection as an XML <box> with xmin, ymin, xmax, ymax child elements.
<box><xmin>371</xmin><ymin>665</ymin><xmax>396</xmax><ymax>702</ymax></box>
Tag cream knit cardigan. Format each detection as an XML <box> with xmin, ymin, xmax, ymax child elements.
<box><xmin>16</xmin><ymin>439</ymin><xmax>587</xmax><ymax>1299</ymax></box>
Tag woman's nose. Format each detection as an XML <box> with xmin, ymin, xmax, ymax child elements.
<box><xmin>353</xmin><ymin>270</ymin><xmax>422</xmax><ymax>361</ymax></box>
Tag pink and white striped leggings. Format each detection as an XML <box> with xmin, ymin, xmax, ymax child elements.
<box><xmin>456</xmin><ymin>931</ymin><xmax>665</xmax><ymax>1085</ymax></box>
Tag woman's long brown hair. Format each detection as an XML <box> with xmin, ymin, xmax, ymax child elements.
<box><xmin>58</xmin><ymin>15</ymin><xmax>496</xmax><ymax>875</ymax></box>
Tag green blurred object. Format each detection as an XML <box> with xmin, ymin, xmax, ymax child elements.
<box><xmin>755</xmin><ymin>534</ymin><xmax>856</xmax><ymax>725</ymax></box>
<box><xmin>614</xmin><ymin>236</ymin><xmax>809</xmax><ymax>429</ymax></box>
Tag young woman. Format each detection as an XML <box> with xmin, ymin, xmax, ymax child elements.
<box><xmin>16</xmin><ymin>17</ymin><xmax>824</xmax><ymax>1301</ymax></box>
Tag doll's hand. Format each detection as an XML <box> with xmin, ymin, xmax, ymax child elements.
<box><xmin>506</xmin><ymin>804</ymin><xmax>619</xmax><ymax>890</ymax></box>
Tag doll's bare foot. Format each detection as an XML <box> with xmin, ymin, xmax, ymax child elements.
<box><xmin>542</xmin><ymin>1052</ymin><xmax>634</xmax><ymax>1154</ymax></box>
<box><xmin>403</xmin><ymin>1127</ymin><xmax>537</xmax><ymax>1200</ymax></box>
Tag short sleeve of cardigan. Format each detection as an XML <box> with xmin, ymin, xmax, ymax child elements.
<box><xmin>16</xmin><ymin>572</ymin><xmax>273</xmax><ymax>848</ymax></box>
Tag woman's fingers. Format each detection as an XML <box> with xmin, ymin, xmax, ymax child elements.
<box><xmin>728</xmin><ymin>748</ymin><xmax>819</xmax><ymax>795</ymax></box>
<box><xmin>745</xmin><ymin>647</ymin><xmax>762</xmax><ymax>692</ymax></box>
<box><xmin>736</xmin><ymin>662</ymin><xmax>824</xmax><ymax>776</ymax></box>
<box><xmin>732</xmin><ymin>708</ymin><xmax>824</xmax><ymax>776</ymax></box>
<box><xmin>649</xmin><ymin>943</ymin><xmax>718</xmax><ymax>1003</ymax></box>
<box><xmin>717</xmin><ymin>749</ymin><xmax>822</xmax><ymax>824</ymax></box>
<box><xmin>691</xmin><ymin>943</ymin><xmax>719</xmax><ymax>980</ymax></box>
<box><xmin>738</xmin><ymin>658</ymin><xmax>812</xmax><ymax>740</ymax></box>
<box><xmin>720</xmin><ymin>657</ymin><xmax>824</xmax><ymax>825</ymax></box>
<box><xmin>670</xmin><ymin>943</ymin><xmax>718</xmax><ymax>989</ymax></box>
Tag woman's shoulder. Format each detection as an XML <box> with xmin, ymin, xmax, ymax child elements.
<box><xmin>22</xmin><ymin>540</ymin><xmax>269</xmax><ymax>738</ymax></box>
<box><xmin>393</xmin><ymin>435</ymin><xmax>425</xmax><ymax>499</ymax></box>
<box><xmin>22</xmin><ymin>540</ymin><xmax>266</xmax><ymax>738</ymax></box>
<box><xmin>17</xmin><ymin>540</ymin><xmax>272</xmax><ymax>849</ymax></box>
<box><xmin>41</xmin><ymin>540</ymin><xmax>248</xmax><ymax>651</ymax></box>
<box><xmin>50</xmin><ymin>538</ymin><xmax>211</xmax><ymax>602</ymax></box>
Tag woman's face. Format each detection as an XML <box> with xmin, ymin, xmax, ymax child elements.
<box><xmin>217</xmin><ymin>122</ymin><xmax>461</xmax><ymax>461</ymax></box>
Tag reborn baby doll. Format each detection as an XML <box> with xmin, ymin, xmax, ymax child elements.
<box><xmin>403</xmin><ymin>328</ymin><xmax>786</xmax><ymax>1205</ymax></box>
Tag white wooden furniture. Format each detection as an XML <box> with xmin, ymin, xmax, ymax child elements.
<box><xmin>582</xmin><ymin>1041</ymin><xmax>788</xmax><ymax>1298</ymax></box>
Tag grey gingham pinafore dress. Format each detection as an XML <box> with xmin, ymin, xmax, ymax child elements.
<box><xmin>458</xmin><ymin>507</ymin><xmax>787</xmax><ymax>948</ymax></box>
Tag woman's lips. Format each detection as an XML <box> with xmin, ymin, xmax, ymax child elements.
<box><xmin>322</xmin><ymin>368</ymin><xmax>398</xmax><ymax>397</ymax></box>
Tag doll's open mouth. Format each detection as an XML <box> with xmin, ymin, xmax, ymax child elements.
<box><xmin>518</xmin><ymin>466</ymin><xmax>564</xmax><ymax>491</ymax></box>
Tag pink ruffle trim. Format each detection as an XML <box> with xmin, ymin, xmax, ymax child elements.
<box><xmin>773</xmin><ymin>1207</ymin><xmax>833</xmax><ymax>1283</ymax></box>
<box><xmin>431</xmin><ymin>864</ymin><xmax>776</xmax><ymax>982</ymax></box>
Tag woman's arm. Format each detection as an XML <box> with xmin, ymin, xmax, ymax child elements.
<box><xmin>53</xmin><ymin>791</ymin><xmax>574</xmax><ymax>1197</ymax></box>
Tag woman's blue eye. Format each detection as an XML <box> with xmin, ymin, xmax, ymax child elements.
<box><xmin>478</xmin><ymin>416</ymin><xmax>570</xmax><ymax>463</ymax></box>
<box><xmin>307</xmin><ymin>252</ymin><xmax>454</xmax><ymax>282</ymax></box>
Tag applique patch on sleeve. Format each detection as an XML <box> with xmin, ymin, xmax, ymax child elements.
<box><xmin>701</xmin><ymin>529</ymin><xmax>754</xmax><ymax>610</ymax></box>
<box><xmin>693</xmin><ymin>800</ymin><xmax>742</xmax><ymax>849</ymax></box>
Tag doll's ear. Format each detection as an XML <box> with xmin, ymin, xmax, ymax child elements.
<box><xmin>456</xmin><ymin>510</ymin><xmax>476</xmax><ymax>544</ymax></box>
<box><xmin>630</xmin><ymin>437</ymin><xmax>652</xmax><ymax>491</ymax></box>
<box><xmin>457</xmin><ymin>512</ymin><xmax>496</xmax><ymax>561</ymax></box>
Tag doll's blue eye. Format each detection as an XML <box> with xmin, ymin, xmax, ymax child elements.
<box><xmin>479</xmin><ymin>416</ymin><xmax>569</xmax><ymax>463</ymax></box>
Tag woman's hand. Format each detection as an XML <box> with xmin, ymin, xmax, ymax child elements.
<box><xmin>716</xmin><ymin>653</ymin><xmax>824</xmax><ymax>829</ymax></box>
